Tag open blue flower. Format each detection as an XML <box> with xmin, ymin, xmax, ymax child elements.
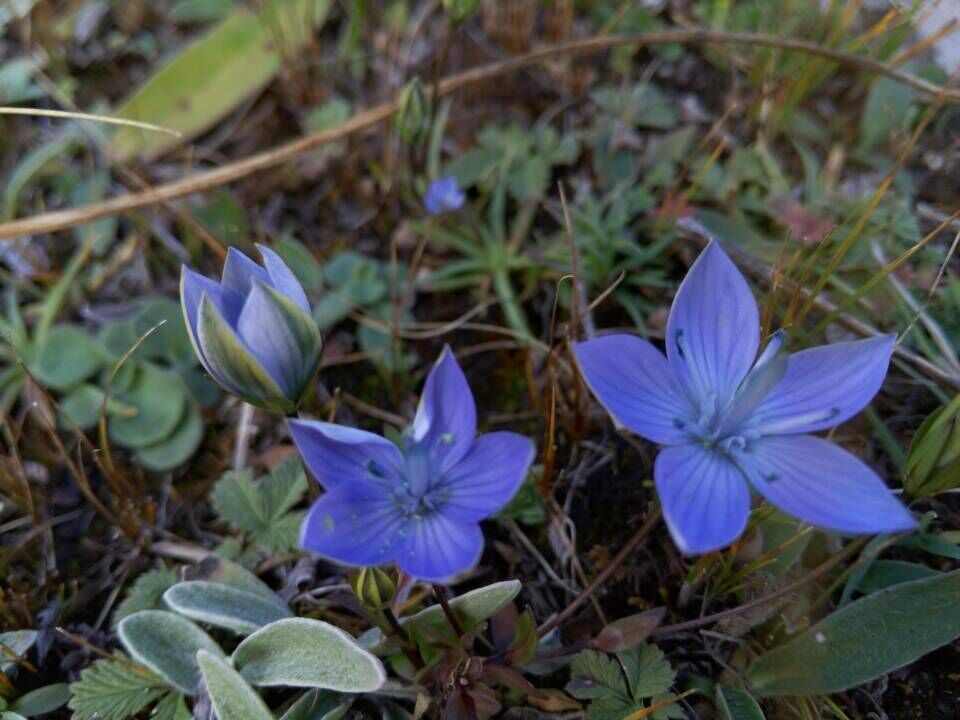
<box><xmin>574</xmin><ymin>242</ymin><xmax>916</xmax><ymax>554</ymax></box>
<box><xmin>289</xmin><ymin>347</ymin><xmax>535</xmax><ymax>581</ymax></box>
<box><xmin>181</xmin><ymin>245</ymin><xmax>322</xmax><ymax>413</ymax></box>
<box><xmin>423</xmin><ymin>176</ymin><xmax>465</xmax><ymax>215</ymax></box>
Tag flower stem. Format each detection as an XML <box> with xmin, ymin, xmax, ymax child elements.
<box><xmin>433</xmin><ymin>583</ymin><xmax>465</xmax><ymax>637</ymax></box>
<box><xmin>382</xmin><ymin>607</ymin><xmax>424</xmax><ymax>670</ymax></box>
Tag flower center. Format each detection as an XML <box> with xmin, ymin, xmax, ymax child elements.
<box><xmin>386</xmin><ymin>444</ymin><xmax>449</xmax><ymax>520</ymax></box>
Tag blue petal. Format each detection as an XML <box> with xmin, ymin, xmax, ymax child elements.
<box><xmin>654</xmin><ymin>444</ymin><xmax>751</xmax><ymax>554</ymax></box>
<box><xmin>180</xmin><ymin>267</ymin><xmax>243</xmax><ymax>391</ymax></box>
<box><xmin>394</xmin><ymin>513</ymin><xmax>483</xmax><ymax>582</ymax></box>
<box><xmin>181</xmin><ymin>265</ymin><xmax>243</xmax><ymax>337</ymax></box>
<box><xmin>301</xmin><ymin>487</ymin><xmax>406</xmax><ymax>567</ymax></box>
<box><xmin>574</xmin><ymin>335</ymin><xmax>696</xmax><ymax>445</ymax></box>
<box><xmin>288</xmin><ymin>419</ymin><xmax>405</xmax><ymax>491</ymax></box>
<box><xmin>410</xmin><ymin>346</ymin><xmax>476</xmax><ymax>473</ymax></box>
<box><xmin>424</xmin><ymin>176</ymin><xmax>465</xmax><ymax>215</ymax></box>
<box><xmin>439</xmin><ymin>432</ymin><xmax>535</xmax><ymax>522</ymax></box>
<box><xmin>221</xmin><ymin>247</ymin><xmax>269</xmax><ymax>296</ymax></box>
<box><xmin>665</xmin><ymin>242</ymin><xmax>760</xmax><ymax>413</ymax></box>
<box><xmin>257</xmin><ymin>244</ymin><xmax>311</xmax><ymax>314</ymax></box>
<box><xmin>736</xmin><ymin>434</ymin><xmax>916</xmax><ymax>534</ymax></box>
<box><xmin>745</xmin><ymin>335</ymin><xmax>895</xmax><ymax>435</ymax></box>
<box><xmin>235</xmin><ymin>281</ymin><xmax>305</xmax><ymax>395</ymax></box>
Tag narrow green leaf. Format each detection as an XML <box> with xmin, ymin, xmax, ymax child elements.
<box><xmin>715</xmin><ymin>685</ymin><xmax>765</xmax><ymax>720</ymax></box>
<box><xmin>197</xmin><ymin>650</ymin><xmax>275</xmax><ymax>720</ymax></box>
<box><xmin>746</xmin><ymin>569</ymin><xmax>960</xmax><ymax>696</ymax></box>
<box><xmin>232</xmin><ymin>618</ymin><xmax>385</xmax><ymax>692</ymax></box>
<box><xmin>118</xmin><ymin>611</ymin><xmax>224</xmax><ymax>695</ymax></box>
<box><xmin>164</xmin><ymin>581</ymin><xmax>292</xmax><ymax>634</ymax></box>
<box><xmin>8</xmin><ymin>683</ymin><xmax>70</xmax><ymax>715</ymax></box>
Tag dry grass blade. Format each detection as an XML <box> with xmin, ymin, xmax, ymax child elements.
<box><xmin>0</xmin><ymin>107</ymin><xmax>181</xmax><ymax>136</ymax></box>
<box><xmin>1</xmin><ymin>29</ymin><xmax>959</xmax><ymax>241</ymax></box>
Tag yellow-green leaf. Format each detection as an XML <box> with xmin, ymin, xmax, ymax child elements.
<box><xmin>111</xmin><ymin>0</ymin><xmax>330</xmax><ymax>161</ymax></box>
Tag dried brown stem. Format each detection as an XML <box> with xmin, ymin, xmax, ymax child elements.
<box><xmin>2</xmin><ymin>30</ymin><xmax>958</xmax><ymax>241</ymax></box>
<box><xmin>537</xmin><ymin>506</ymin><xmax>661</xmax><ymax>638</ymax></box>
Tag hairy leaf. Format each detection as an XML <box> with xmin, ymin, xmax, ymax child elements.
<box><xmin>114</xmin><ymin>568</ymin><xmax>179</xmax><ymax>627</ymax></box>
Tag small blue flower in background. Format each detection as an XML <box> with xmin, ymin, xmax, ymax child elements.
<box><xmin>181</xmin><ymin>245</ymin><xmax>322</xmax><ymax>414</ymax></box>
<box><xmin>423</xmin><ymin>176</ymin><xmax>465</xmax><ymax>215</ymax></box>
<box><xmin>290</xmin><ymin>347</ymin><xmax>535</xmax><ymax>581</ymax></box>
<box><xmin>574</xmin><ymin>242</ymin><xmax>916</xmax><ymax>555</ymax></box>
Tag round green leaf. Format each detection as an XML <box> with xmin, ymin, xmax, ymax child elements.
<box><xmin>117</xmin><ymin>610</ymin><xmax>223</xmax><ymax>695</ymax></box>
<box><xmin>164</xmin><ymin>581</ymin><xmax>291</xmax><ymax>635</ymax></box>
<box><xmin>109</xmin><ymin>365</ymin><xmax>186</xmax><ymax>449</ymax></box>
<box><xmin>232</xmin><ymin>618</ymin><xmax>385</xmax><ymax>692</ymax></box>
<box><xmin>133</xmin><ymin>298</ymin><xmax>196</xmax><ymax>365</ymax></box>
<box><xmin>135</xmin><ymin>402</ymin><xmax>204</xmax><ymax>471</ymax></box>
<box><xmin>746</xmin><ymin>568</ymin><xmax>960</xmax><ymax>696</ymax></box>
<box><xmin>98</xmin><ymin>319</ymin><xmax>141</xmax><ymax>360</ymax></box>
<box><xmin>197</xmin><ymin>650</ymin><xmax>274</xmax><ymax>720</ymax></box>
<box><xmin>31</xmin><ymin>326</ymin><xmax>105</xmax><ymax>390</ymax></box>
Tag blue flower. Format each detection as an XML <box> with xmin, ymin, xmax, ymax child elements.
<box><xmin>181</xmin><ymin>246</ymin><xmax>322</xmax><ymax>413</ymax></box>
<box><xmin>423</xmin><ymin>176</ymin><xmax>465</xmax><ymax>215</ymax></box>
<box><xmin>289</xmin><ymin>347</ymin><xmax>535</xmax><ymax>581</ymax></box>
<box><xmin>574</xmin><ymin>242</ymin><xmax>916</xmax><ymax>554</ymax></box>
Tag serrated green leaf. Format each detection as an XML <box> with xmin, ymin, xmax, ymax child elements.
<box><xmin>746</xmin><ymin>568</ymin><xmax>960</xmax><ymax>696</ymax></box>
<box><xmin>567</xmin><ymin>646</ymin><xmax>675</xmax><ymax>720</ymax></box>
<box><xmin>621</xmin><ymin>644</ymin><xmax>675</xmax><ymax>700</ymax></box>
<box><xmin>567</xmin><ymin>650</ymin><xmax>628</xmax><ymax>700</ymax></box>
<box><xmin>150</xmin><ymin>692</ymin><xmax>190</xmax><ymax>720</ymax></box>
<box><xmin>118</xmin><ymin>611</ymin><xmax>224</xmax><ymax>695</ymax></box>
<box><xmin>197</xmin><ymin>650</ymin><xmax>275</xmax><ymax>720</ymax></box>
<box><xmin>114</xmin><ymin>569</ymin><xmax>179</xmax><ymax>627</ymax></box>
<box><xmin>67</xmin><ymin>654</ymin><xmax>167</xmax><ymax>720</ymax></box>
<box><xmin>232</xmin><ymin>618</ymin><xmax>385</xmax><ymax>692</ymax></box>
<box><xmin>164</xmin><ymin>581</ymin><xmax>291</xmax><ymax>634</ymax></box>
<box><xmin>212</xmin><ymin>460</ymin><xmax>307</xmax><ymax>552</ymax></box>
<box><xmin>716</xmin><ymin>685</ymin><xmax>765</xmax><ymax>720</ymax></box>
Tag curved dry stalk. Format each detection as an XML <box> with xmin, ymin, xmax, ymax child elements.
<box><xmin>0</xmin><ymin>107</ymin><xmax>180</xmax><ymax>136</ymax></box>
<box><xmin>1</xmin><ymin>29</ymin><xmax>958</xmax><ymax>241</ymax></box>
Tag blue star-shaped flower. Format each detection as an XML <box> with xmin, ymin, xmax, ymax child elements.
<box><xmin>574</xmin><ymin>242</ymin><xmax>916</xmax><ymax>554</ymax></box>
<box><xmin>290</xmin><ymin>347</ymin><xmax>535</xmax><ymax>581</ymax></box>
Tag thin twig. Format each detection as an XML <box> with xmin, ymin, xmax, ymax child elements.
<box><xmin>650</xmin><ymin>537</ymin><xmax>869</xmax><ymax>637</ymax></box>
<box><xmin>432</xmin><ymin>584</ymin><xmax>465</xmax><ymax>637</ymax></box>
<box><xmin>3</xmin><ymin>29</ymin><xmax>958</xmax><ymax>240</ymax></box>
<box><xmin>537</xmin><ymin>506</ymin><xmax>661</xmax><ymax>638</ymax></box>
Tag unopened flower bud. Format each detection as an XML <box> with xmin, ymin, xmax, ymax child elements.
<box><xmin>350</xmin><ymin>567</ymin><xmax>397</xmax><ymax>611</ymax></box>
